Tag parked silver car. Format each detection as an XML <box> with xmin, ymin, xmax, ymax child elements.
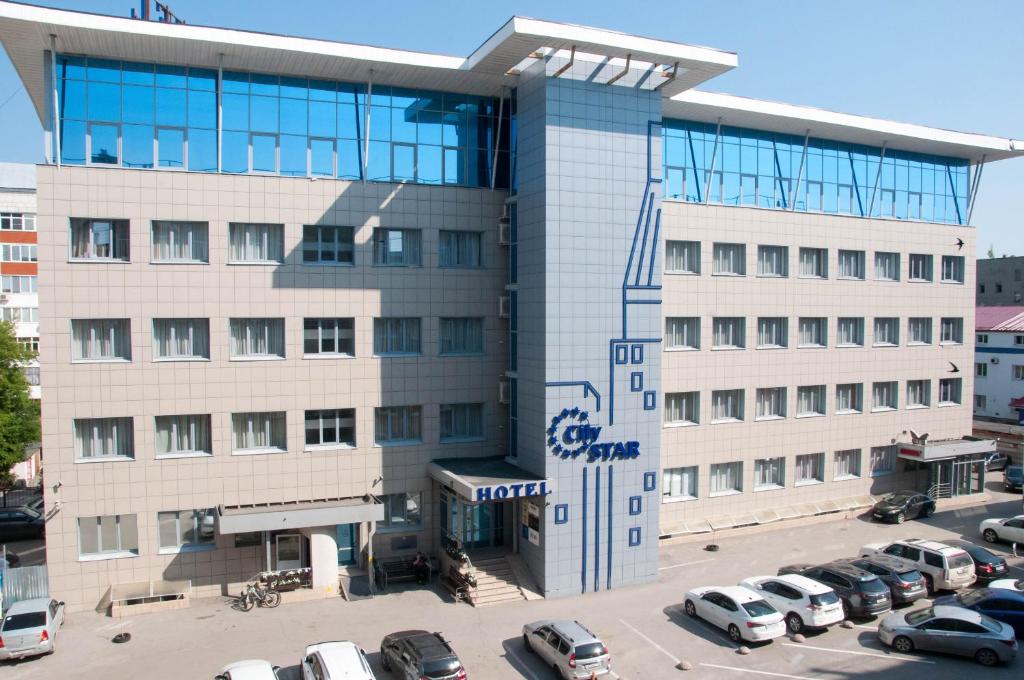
<box><xmin>878</xmin><ymin>605</ymin><xmax>1017</xmax><ymax>666</ymax></box>
<box><xmin>0</xmin><ymin>597</ymin><xmax>65</xmax><ymax>660</ymax></box>
<box><xmin>522</xmin><ymin>619</ymin><xmax>611</xmax><ymax>678</ymax></box>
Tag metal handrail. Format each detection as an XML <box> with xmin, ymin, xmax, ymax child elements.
<box><xmin>927</xmin><ymin>482</ymin><xmax>952</xmax><ymax>500</ymax></box>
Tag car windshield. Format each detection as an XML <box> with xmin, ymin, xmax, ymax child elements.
<box><xmin>422</xmin><ymin>658</ymin><xmax>461</xmax><ymax>678</ymax></box>
<box><xmin>905</xmin><ymin>608</ymin><xmax>934</xmax><ymax>626</ymax></box>
<box><xmin>979</xmin><ymin>616</ymin><xmax>1002</xmax><ymax>633</ymax></box>
<box><xmin>949</xmin><ymin>554</ymin><xmax>974</xmax><ymax>569</ymax></box>
<box><xmin>897</xmin><ymin>569</ymin><xmax>923</xmax><ymax>583</ymax></box>
<box><xmin>958</xmin><ymin>590</ymin><xmax>989</xmax><ymax>607</ymax></box>
<box><xmin>858</xmin><ymin>577</ymin><xmax>888</xmax><ymax>594</ymax></box>
<box><xmin>742</xmin><ymin>600</ymin><xmax>777</xmax><ymax>617</ymax></box>
<box><xmin>882</xmin><ymin>493</ymin><xmax>911</xmax><ymax>504</ymax></box>
<box><xmin>1</xmin><ymin>612</ymin><xmax>46</xmax><ymax>631</ymax></box>
<box><xmin>574</xmin><ymin>642</ymin><xmax>606</xmax><ymax>659</ymax></box>
<box><xmin>809</xmin><ymin>591</ymin><xmax>840</xmax><ymax>606</ymax></box>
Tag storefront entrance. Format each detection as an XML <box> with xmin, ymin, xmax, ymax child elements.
<box><xmin>930</xmin><ymin>456</ymin><xmax>984</xmax><ymax>497</ymax></box>
<box><xmin>440</xmin><ymin>489</ymin><xmax>508</xmax><ymax>552</ymax></box>
<box><xmin>336</xmin><ymin>523</ymin><xmax>358</xmax><ymax>566</ymax></box>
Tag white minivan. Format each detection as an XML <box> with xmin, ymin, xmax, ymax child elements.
<box><xmin>739</xmin><ymin>574</ymin><xmax>845</xmax><ymax>634</ymax></box>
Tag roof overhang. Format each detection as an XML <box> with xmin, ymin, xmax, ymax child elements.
<box><xmin>666</xmin><ymin>90</ymin><xmax>1024</xmax><ymax>164</ymax></box>
<box><xmin>897</xmin><ymin>438</ymin><xmax>996</xmax><ymax>462</ymax></box>
<box><xmin>429</xmin><ymin>456</ymin><xmax>553</xmax><ymax>503</ymax></box>
<box><xmin>217</xmin><ymin>498</ymin><xmax>383</xmax><ymax>534</ymax></box>
<box><xmin>0</xmin><ymin>2</ymin><xmax>736</xmax><ymax>122</ymax></box>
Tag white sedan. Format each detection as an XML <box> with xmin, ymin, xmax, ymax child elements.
<box><xmin>684</xmin><ymin>585</ymin><xmax>786</xmax><ymax>643</ymax></box>
<box><xmin>980</xmin><ymin>515</ymin><xmax>1024</xmax><ymax>545</ymax></box>
<box><xmin>739</xmin><ymin>574</ymin><xmax>844</xmax><ymax>634</ymax></box>
<box><xmin>214</xmin><ymin>660</ymin><xmax>281</xmax><ymax>680</ymax></box>
<box><xmin>989</xmin><ymin>578</ymin><xmax>1023</xmax><ymax>593</ymax></box>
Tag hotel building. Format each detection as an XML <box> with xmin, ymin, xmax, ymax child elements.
<box><xmin>0</xmin><ymin>1</ymin><xmax>1020</xmax><ymax>612</ymax></box>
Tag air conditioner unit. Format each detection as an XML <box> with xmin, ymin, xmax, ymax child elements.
<box><xmin>0</xmin><ymin>294</ymin><xmax>8</xmax><ymax>304</ymax></box>
<box><xmin>498</xmin><ymin>295</ymin><xmax>511</xmax><ymax>319</ymax></box>
<box><xmin>991</xmin><ymin>357</ymin><xmax>1000</xmax><ymax>365</ymax></box>
<box><xmin>498</xmin><ymin>221</ymin><xmax>512</xmax><ymax>246</ymax></box>
<box><xmin>499</xmin><ymin>380</ymin><xmax>512</xmax><ymax>404</ymax></box>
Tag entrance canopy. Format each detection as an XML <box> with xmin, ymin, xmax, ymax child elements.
<box><xmin>217</xmin><ymin>497</ymin><xmax>383</xmax><ymax>534</ymax></box>
<box><xmin>429</xmin><ymin>456</ymin><xmax>553</xmax><ymax>503</ymax></box>
<box><xmin>897</xmin><ymin>437</ymin><xmax>996</xmax><ymax>462</ymax></box>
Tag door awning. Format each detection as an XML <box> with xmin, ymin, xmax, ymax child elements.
<box><xmin>429</xmin><ymin>456</ymin><xmax>553</xmax><ymax>503</ymax></box>
<box><xmin>217</xmin><ymin>497</ymin><xmax>384</xmax><ymax>534</ymax></box>
<box><xmin>897</xmin><ymin>437</ymin><xmax>996</xmax><ymax>462</ymax></box>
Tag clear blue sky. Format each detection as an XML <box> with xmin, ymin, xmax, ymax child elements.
<box><xmin>1</xmin><ymin>0</ymin><xmax>1020</xmax><ymax>257</ymax></box>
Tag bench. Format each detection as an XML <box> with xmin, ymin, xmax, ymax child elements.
<box><xmin>374</xmin><ymin>557</ymin><xmax>433</xmax><ymax>590</ymax></box>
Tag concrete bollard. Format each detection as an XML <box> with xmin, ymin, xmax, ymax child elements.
<box><xmin>791</xmin><ymin>633</ymin><xmax>806</xmax><ymax>643</ymax></box>
<box><xmin>841</xmin><ymin>620</ymin><xmax>854</xmax><ymax>629</ymax></box>
<box><xmin>676</xmin><ymin>661</ymin><xmax>694</xmax><ymax>671</ymax></box>
<box><xmin>737</xmin><ymin>645</ymin><xmax>751</xmax><ymax>655</ymax></box>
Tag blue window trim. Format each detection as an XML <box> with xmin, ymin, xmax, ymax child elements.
<box><xmin>631</xmin><ymin>344</ymin><xmax>644</xmax><ymax>364</ymax></box>
<box><xmin>629</xmin><ymin>495</ymin><xmax>642</xmax><ymax>516</ymax></box>
<box><xmin>630</xmin><ymin>372</ymin><xmax>643</xmax><ymax>392</ymax></box>
<box><xmin>628</xmin><ymin>527</ymin><xmax>641</xmax><ymax>547</ymax></box>
<box><xmin>554</xmin><ymin>503</ymin><xmax>568</xmax><ymax>525</ymax></box>
<box><xmin>643</xmin><ymin>391</ymin><xmax>656</xmax><ymax>410</ymax></box>
<box><xmin>614</xmin><ymin>344</ymin><xmax>628</xmax><ymax>365</ymax></box>
<box><xmin>643</xmin><ymin>471</ymin><xmax>656</xmax><ymax>492</ymax></box>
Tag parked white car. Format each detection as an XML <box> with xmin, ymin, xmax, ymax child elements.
<box><xmin>989</xmin><ymin>579</ymin><xmax>1024</xmax><ymax>593</ymax></box>
<box><xmin>739</xmin><ymin>574</ymin><xmax>844</xmax><ymax>634</ymax></box>
<box><xmin>301</xmin><ymin>641</ymin><xmax>376</xmax><ymax>680</ymax></box>
<box><xmin>684</xmin><ymin>585</ymin><xmax>786</xmax><ymax>643</ymax></box>
<box><xmin>0</xmin><ymin>597</ymin><xmax>65</xmax><ymax>660</ymax></box>
<box><xmin>980</xmin><ymin>515</ymin><xmax>1024</xmax><ymax>546</ymax></box>
<box><xmin>215</xmin><ymin>660</ymin><xmax>281</xmax><ymax>680</ymax></box>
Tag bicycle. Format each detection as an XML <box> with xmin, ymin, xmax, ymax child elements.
<box><xmin>238</xmin><ymin>580</ymin><xmax>281</xmax><ymax>611</ymax></box>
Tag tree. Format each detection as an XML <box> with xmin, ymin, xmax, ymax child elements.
<box><xmin>0</xmin><ymin>320</ymin><xmax>40</xmax><ymax>488</ymax></box>
<box><xmin>987</xmin><ymin>244</ymin><xmax>995</xmax><ymax>259</ymax></box>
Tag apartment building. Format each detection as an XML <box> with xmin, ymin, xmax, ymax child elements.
<box><xmin>0</xmin><ymin>2</ymin><xmax>1020</xmax><ymax>612</ymax></box>
<box><xmin>974</xmin><ymin>307</ymin><xmax>1024</xmax><ymax>425</ymax></box>
<box><xmin>977</xmin><ymin>255</ymin><xmax>1024</xmax><ymax>306</ymax></box>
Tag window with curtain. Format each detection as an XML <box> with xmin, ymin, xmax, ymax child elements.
<box><xmin>940</xmin><ymin>317</ymin><xmax>963</xmax><ymax>344</ymax></box>
<box><xmin>666</xmin><ymin>317</ymin><xmax>700</xmax><ymax>350</ymax></box>
<box><xmin>1</xmin><ymin>275</ymin><xmax>37</xmax><ymax>293</ymax></box>
<box><xmin>837</xmin><ymin>249</ymin><xmax>866</xmax><ymax>279</ymax></box>
<box><xmin>754</xmin><ymin>457</ymin><xmax>785</xmax><ymax>490</ymax></box>
<box><xmin>303</xmin><ymin>318</ymin><xmax>355</xmax><ymax>356</ymax></box>
<box><xmin>798</xmin><ymin>318</ymin><xmax>827</xmax><ymax>347</ymax></box>
<box><xmin>757</xmin><ymin>317</ymin><xmax>787</xmax><ymax>348</ymax></box>
<box><xmin>229</xmin><ymin>318</ymin><xmax>285</xmax><ymax>358</ymax></box>
<box><xmin>69</xmin><ymin>218</ymin><xmax>130</xmax><ymax>261</ymax></box>
<box><xmin>908</xmin><ymin>253</ymin><xmax>933</xmax><ymax>281</ymax></box>
<box><xmin>872</xmin><ymin>381</ymin><xmax>898</xmax><ymax>411</ymax></box>
<box><xmin>155</xmin><ymin>414</ymin><xmax>211</xmax><ymax>456</ymax></box>
<box><xmin>906</xmin><ymin>380</ymin><xmax>931</xmax><ymax>408</ymax></box>
<box><xmin>663</xmin><ymin>466</ymin><xmax>698</xmax><ymax>500</ymax></box>
<box><xmin>664</xmin><ymin>392</ymin><xmax>699</xmax><ymax>425</ymax></box>
<box><xmin>710</xmin><ymin>462</ymin><xmax>742</xmax><ymax>495</ymax></box>
<box><xmin>665</xmin><ymin>240</ymin><xmax>700</xmax><ymax>274</ymax></box>
<box><xmin>869</xmin><ymin>445</ymin><xmax>896</xmax><ymax>475</ymax></box>
<box><xmin>229</xmin><ymin>223</ymin><xmax>284</xmax><ymax>263</ymax></box>
<box><xmin>795</xmin><ymin>453</ymin><xmax>824</xmax><ymax>484</ymax></box>
<box><xmin>874</xmin><ymin>251</ymin><xmax>900</xmax><ymax>281</ymax></box>
<box><xmin>976</xmin><ymin>362</ymin><xmax>988</xmax><ymax>378</ymax></box>
<box><xmin>302</xmin><ymin>225</ymin><xmax>354</xmax><ymax>265</ymax></box>
<box><xmin>151</xmin><ymin>221</ymin><xmax>208</xmax><ymax>262</ymax></box>
<box><xmin>74</xmin><ymin>417</ymin><xmax>134</xmax><ymax>459</ymax></box>
<box><xmin>797</xmin><ymin>385</ymin><xmax>826</xmax><ymax>416</ymax></box>
<box><xmin>439</xmin><ymin>230</ymin><xmax>482</xmax><ymax>267</ymax></box>
<box><xmin>440</xmin><ymin>403</ymin><xmax>484</xmax><ymax>441</ymax></box>
<box><xmin>381</xmin><ymin>493</ymin><xmax>422</xmax><ymax>529</ymax></box>
<box><xmin>153</xmin><ymin>318</ymin><xmax>210</xmax><ymax>359</ymax></box>
<box><xmin>836</xmin><ymin>317</ymin><xmax>864</xmax><ymax>346</ymax></box>
<box><xmin>78</xmin><ymin>514</ymin><xmax>138</xmax><ymax>558</ymax></box>
<box><xmin>907</xmin><ymin>317</ymin><xmax>932</xmax><ymax>345</ymax></box>
<box><xmin>755</xmin><ymin>387</ymin><xmax>786</xmax><ymax>419</ymax></box>
<box><xmin>798</xmin><ymin>247</ymin><xmax>828</xmax><ymax>278</ymax></box>
<box><xmin>834</xmin><ymin>449</ymin><xmax>861</xmax><ymax>480</ymax></box>
<box><xmin>231</xmin><ymin>412</ymin><xmax>286</xmax><ymax>452</ymax></box>
<box><xmin>439</xmin><ymin>317</ymin><xmax>483</xmax><ymax>355</ymax></box>
<box><xmin>941</xmin><ymin>255</ymin><xmax>964</xmax><ymax>283</ymax></box>
<box><xmin>712</xmin><ymin>317</ymin><xmax>745</xmax><ymax>349</ymax></box>
<box><xmin>835</xmin><ymin>383</ymin><xmax>863</xmax><ymax>413</ymax></box>
<box><xmin>938</xmin><ymin>378</ymin><xmax>962</xmax><ymax>405</ymax></box>
<box><xmin>372</xmin><ymin>228</ymin><xmax>422</xmax><ymax>266</ymax></box>
<box><xmin>711</xmin><ymin>389</ymin><xmax>744</xmax><ymax>422</ymax></box>
<box><xmin>374</xmin><ymin>405</ymin><xmax>422</xmax><ymax>443</ymax></box>
<box><xmin>873</xmin><ymin>318</ymin><xmax>900</xmax><ymax>346</ymax></box>
<box><xmin>374</xmin><ymin>318</ymin><xmax>422</xmax><ymax>355</ymax></box>
<box><xmin>757</xmin><ymin>245</ymin><xmax>788</xmax><ymax>277</ymax></box>
<box><xmin>71</xmin><ymin>319</ymin><xmax>132</xmax><ymax>361</ymax></box>
<box><xmin>304</xmin><ymin>408</ymin><xmax>355</xmax><ymax>447</ymax></box>
<box><xmin>712</xmin><ymin>243</ymin><xmax>745</xmax><ymax>275</ymax></box>
<box><xmin>158</xmin><ymin>509</ymin><xmax>215</xmax><ymax>551</ymax></box>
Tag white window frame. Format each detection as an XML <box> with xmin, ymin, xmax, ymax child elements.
<box><xmin>709</xmin><ymin>461</ymin><xmax>743</xmax><ymax>496</ymax></box>
<box><xmin>73</xmin><ymin>417</ymin><xmax>135</xmax><ymax>462</ymax></box>
<box><xmin>0</xmin><ymin>212</ymin><xmax>36</xmax><ymax>231</ymax></box>
<box><xmin>439</xmin><ymin>403</ymin><xmax>484</xmax><ymax>442</ymax></box>
<box><xmin>975</xmin><ymin>362</ymin><xmax>988</xmax><ymax>378</ymax></box>
<box><xmin>69</xmin><ymin>218</ymin><xmax>130</xmax><ymax>262</ymax></box>
<box><xmin>836</xmin><ymin>317</ymin><xmax>864</xmax><ymax>347</ymax></box>
<box><xmin>157</xmin><ymin>509</ymin><xmax>215</xmax><ymax>554</ymax></box>
<box><xmin>796</xmin><ymin>385</ymin><xmax>826</xmax><ymax>417</ymax></box>
<box><xmin>797</xmin><ymin>317</ymin><xmax>827</xmax><ymax>348</ymax></box>
<box><xmin>1013</xmin><ymin>365</ymin><xmax>1024</xmax><ymax>381</ymax></box>
<box><xmin>71</xmin><ymin>318</ymin><xmax>132</xmax><ymax>362</ymax></box>
<box><xmin>869</xmin><ymin>445</ymin><xmax>896</xmax><ymax>476</ymax></box>
<box><xmin>873</xmin><ymin>317</ymin><xmax>900</xmax><ymax>347</ymax></box>
<box><xmin>795</xmin><ymin>452</ymin><xmax>825</xmax><ymax>486</ymax></box>
<box><xmin>874</xmin><ymin>251</ymin><xmax>900</xmax><ymax>281</ymax></box>
<box><xmin>302</xmin><ymin>224</ymin><xmax>355</xmax><ymax>266</ymax></box>
<box><xmin>711</xmin><ymin>389</ymin><xmax>744</xmax><ymax>423</ymax></box>
<box><xmin>835</xmin><ymin>383</ymin><xmax>863</xmax><ymax>414</ymax></box>
<box><xmin>907</xmin><ymin>317</ymin><xmax>932</xmax><ymax>345</ymax></box>
<box><xmin>941</xmin><ymin>255</ymin><xmax>964</xmax><ymax>283</ymax></box>
<box><xmin>438</xmin><ymin>230</ymin><xmax>483</xmax><ymax>268</ymax></box>
<box><xmin>150</xmin><ymin>221</ymin><xmax>209</xmax><ymax>264</ymax></box>
<box><xmin>229</xmin><ymin>318</ymin><xmax>285</xmax><ymax>360</ymax></box>
<box><xmin>372</xmin><ymin>228</ymin><xmax>422</xmax><ymax>267</ymax></box>
<box><xmin>756</xmin><ymin>317</ymin><xmax>788</xmax><ymax>349</ymax></box>
<box><xmin>906</xmin><ymin>379</ymin><xmax>931</xmax><ymax>409</ymax></box>
<box><xmin>908</xmin><ymin>253</ymin><xmax>933</xmax><ymax>282</ymax></box>
<box><xmin>439</xmin><ymin>317</ymin><xmax>484</xmax><ymax>356</ymax></box>
<box><xmin>304</xmin><ymin>408</ymin><xmax>356</xmax><ymax>449</ymax></box>
<box><xmin>374</xmin><ymin>405</ymin><xmax>423</xmax><ymax>445</ymax></box>
<box><xmin>663</xmin><ymin>466</ymin><xmax>698</xmax><ymax>502</ymax></box>
<box><xmin>231</xmin><ymin>411</ymin><xmax>287</xmax><ymax>455</ymax></box>
<box><xmin>228</xmin><ymin>223</ymin><xmax>284</xmax><ymax>264</ymax></box>
<box><xmin>380</xmin><ymin>492</ymin><xmax>422</xmax><ymax>531</ymax></box>
<box><xmin>798</xmin><ymin>247</ymin><xmax>828</xmax><ymax>279</ymax></box>
<box><xmin>757</xmin><ymin>245</ymin><xmax>789</xmax><ymax>278</ymax></box>
<box><xmin>712</xmin><ymin>242</ymin><xmax>746</xmax><ymax>276</ymax></box>
<box><xmin>938</xmin><ymin>378</ymin><xmax>962</xmax><ymax>406</ymax></box>
<box><xmin>664</xmin><ymin>392</ymin><xmax>700</xmax><ymax>426</ymax></box>
<box><xmin>837</xmin><ymin>249</ymin><xmax>866</xmax><ymax>280</ymax></box>
<box><xmin>755</xmin><ymin>387</ymin><xmax>787</xmax><ymax>420</ymax></box>
<box><xmin>77</xmin><ymin>514</ymin><xmax>139</xmax><ymax>561</ymax></box>
<box><xmin>666</xmin><ymin>317</ymin><xmax>701</xmax><ymax>351</ymax></box>
<box><xmin>152</xmin><ymin>318</ymin><xmax>210</xmax><ymax>361</ymax></box>
<box><xmin>303</xmin><ymin>318</ymin><xmax>355</xmax><ymax>358</ymax></box>
<box><xmin>871</xmin><ymin>381</ymin><xmax>898</xmax><ymax>412</ymax></box>
<box><xmin>373</xmin><ymin>317</ymin><xmax>422</xmax><ymax>356</ymax></box>
<box><xmin>939</xmin><ymin>317</ymin><xmax>963</xmax><ymax>345</ymax></box>
<box><xmin>754</xmin><ymin>457</ymin><xmax>786</xmax><ymax>491</ymax></box>
<box><xmin>834</xmin><ymin>449</ymin><xmax>862</xmax><ymax>481</ymax></box>
<box><xmin>712</xmin><ymin>317</ymin><xmax>746</xmax><ymax>349</ymax></box>
<box><xmin>155</xmin><ymin>414</ymin><xmax>212</xmax><ymax>458</ymax></box>
<box><xmin>665</xmin><ymin>240</ymin><xmax>701</xmax><ymax>274</ymax></box>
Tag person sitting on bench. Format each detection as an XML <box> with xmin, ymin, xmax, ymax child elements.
<box><xmin>412</xmin><ymin>551</ymin><xmax>429</xmax><ymax>584</ymax></box>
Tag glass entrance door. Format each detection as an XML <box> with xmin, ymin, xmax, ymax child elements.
<box><xmin>275</xmin><ymin>533</ymin><xmax>303</xmax><ymax>570</ymax></box>
<box><xmin>336</xmin><ymin>523</ymin><xmax>357</xmax><ymax>566</ymax></box>
<box><xmin>439</xmin><ymin>491</ymin><xmax>507</xmax><ymax>552</ymax></box>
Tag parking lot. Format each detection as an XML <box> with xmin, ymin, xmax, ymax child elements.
<box><xmin>2</xmin><ymin>484</ymin><xmax>1022</xmax><ymax>680</ymax></box>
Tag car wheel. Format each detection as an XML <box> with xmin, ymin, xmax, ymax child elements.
<box><xmin>892</xmin><ymin>635</ymin><xmax>914</xmax><ymax>654</ymax></box>
<box><xmin>975</xmin><ymin>648</ymin><xmax>999</xmax><ymax>667</ymax></box>
<box><xmin>523</xmin><ymin>634</ymin><xmax>533</xmax><ymax>653</ymax></box>
<box><xmin>896</xmin><ymin>512</ymin><xmax>906</xmax><ymax>524</ymax></box>
<box><xmin>786</xmin><ymin>613</ymin><xmax>804</xmax><ymax>634</ymax></box>
<box><xmin>728</xmin><ymin>624</ymin><xmax>742</xmax><ymax>643</ymax></box>
<box><xmin>380</xmin><ymin>648</ymin><xmax>390</xmax><ymax>671</ymax></box>
<box><xmin>685</xmin><ymin>600</ymin><xmax>697</xmax><ymax>617</ymax></box>
<box><xmin>983</xmin><ymin>529</ymin><xmax>998</xmax><ymax>544</ymax></box>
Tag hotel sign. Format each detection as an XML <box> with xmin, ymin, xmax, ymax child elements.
<box><xmin>547</xmin><ymin>406</ymin><xmax>640</xmax><ymax>463</ymax></box>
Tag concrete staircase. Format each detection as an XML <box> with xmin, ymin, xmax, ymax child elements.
<box><xmin>469</xmin><ymin>556</ymin><xmax>528</xmax><ymax>607</ymax></box>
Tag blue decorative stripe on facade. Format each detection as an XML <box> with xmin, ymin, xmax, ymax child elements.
<box><xmin>607</xmin><ymin>464</ymin><xmax>613</xmax><ymax>592</ymax></box>
<box><xmin>976</xmin><ymin>347</ymin><xmax>1024</xmax><ymax>355</ymax></box>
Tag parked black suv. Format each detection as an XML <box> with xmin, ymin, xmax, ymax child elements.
<box><xmin>944</xmin><ymin>539</ymin><xmax>1009</xmax><ymax>584</ymax></box>
<box><xmin>850</xmin><ymin>556</ymin><xmax>927</xmax><ymax>605</ymax></box>
<box><xmin>380</xmin><ymin>630</ymin><xmax>466</xmax><ymax>680</ymax></box>
<box><xmin>779</xmin><ymin>562</ymin><xmax>891</xmax><ymax>619</ymax></box>
<box><xmin>0</xmin><ymin>507</ymin><xmax>45</xmax><ymax>541</ymax></box>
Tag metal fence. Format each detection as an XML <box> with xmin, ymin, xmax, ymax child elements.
<box><xmin>1</xmin><ymin>565</ymin><xmax>49</xmax><ymax>612</ymax></box>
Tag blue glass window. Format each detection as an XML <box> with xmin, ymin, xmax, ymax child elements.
<box><xmin>122</xmin><ymin>86</ymin><xmax>154</xmax><ymax>124</ymax></box>
<box><xmin>309</xmin><ymin>101</ymin><xmax>336</xmax><ymax>138</ymax></box>
<box><xmin>251</xmin><ymin>96</ymin><xmax>279</xmax><ymax>133</ymax></box>
<box><xmin>89</xmin><ymin>124</ymin><xmax>119</xmax><ymax>164</ymax></box>
<box><xmin>222</xmin><ymin>94</ymin><xmax>249</xmax><ymax>131</ymax></box>
<box><xmin>223</xmin><ymin>131</ymin><xmax>248</xmax><ymax>174</ymax></box>
<box><xmin>338</xmin><ymin>140</ymin><xmax>361</xmax><ymax>180</ymax></box>
<box><xmin>252</xmin><ymin>134</ymin><xmax>277</xmax><ymax>173</ymax></box>
<box><xmin>310</xmin><ymin>138</ymin><xmax>334</xmax><ymax>177</ymax></box>
<box><xmin>281</xmin><ymin>97</ymin><xmax>307</xmax><ymax>136</ymax></box>
<box><xmin>155</xmin><ymin>64</ymin><xmax>186</xmax><ymax>88</ymax></box>
<box><xmin>123</xmin><ymin>124</ymin><xmax>153</xmax><ymax>168</ymax></box>
<box><xmin>122</xmin><ymin>61</ymin><xmax>154</xmax><ymax>85</ymax></box>
<box><xmin>188</xmin><ymin>90</ymin><xmax>216</xmax><ymax>129</ymax></box>
<box><xmin>60</xmin><ymin>120</ymin><xmax>86</xmax><ymax>164</ymax></box>
<box><xmin>87</xmin><ymin>82</ymin><xmax>120</xmax><ymax>122</ymax></box>
<box><xmin>58</xmin><ymin>79</ymin><xmax>86</xmax><ymax>120</ymax></box>
<box><xmin>280</xmin><ymin>134</ymin><xmax>307</xmax><ymax>176</ymax></box>
<box><xmin>87</xmin><ymin>58</ymin><xmax>120</xmax><ymax>83</ymax></box>
<box><xmin>157</xmin><ymin>128</ymin><xmax>184</xmax><ymax>168</ymax></box>
<box><xmin>188</xmin><ymin>128</ymin><xmax>216</xmax><ymax>173</ymax></box>
<box><xmin>155</xmin><ymin>87</ymin><xmax>186</xmax><ymax>127</ymax></box>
